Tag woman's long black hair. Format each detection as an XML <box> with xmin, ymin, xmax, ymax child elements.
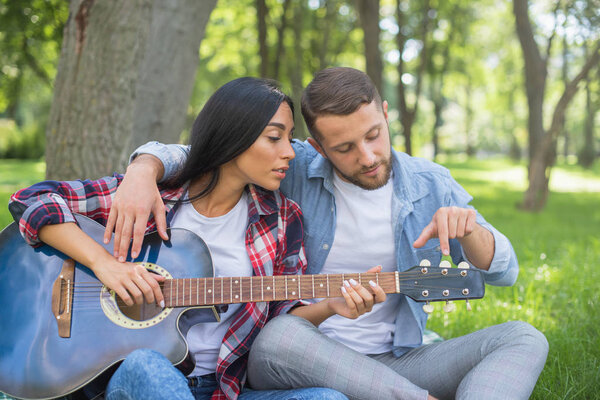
<box><xmin>167</xmin><ymin>77</ymin><xmax>294</xmax><ymax>202</ymax></box>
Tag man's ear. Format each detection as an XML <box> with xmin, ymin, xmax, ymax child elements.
<box><xmin>307</xmin><ymin>137</ymin><xmax>328</xmax><ymax>159</ymax></box>
<box><xmin>382</xmin><ymin>100</ymin><xmax>389</xmax><ymax>122</ymax></box>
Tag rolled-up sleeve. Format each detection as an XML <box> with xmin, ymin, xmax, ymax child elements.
<box><xmin>129</xmin><ymin>141</ymin><xmax>190</xmax><ymax>184</ymax></box>
<box><xmin>9</xmin><ymin>176</ymin><xmax>121</xmax><ymax>246</ymax></box>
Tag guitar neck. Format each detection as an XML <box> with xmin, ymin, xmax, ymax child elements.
<box><xmin>162</xmin><ymin>272</ymin><xmax>399</xmax><ymax>307</ymax></box>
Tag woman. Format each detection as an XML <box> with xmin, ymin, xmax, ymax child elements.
<box><xmin>9</xmin><ymin>78</ymin><xmax>359</xmax><ymax>400</ymax></box>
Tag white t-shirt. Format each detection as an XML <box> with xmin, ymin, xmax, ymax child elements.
<box><xmin>318</xmin><ymin>172</ymin><xmax>402</xmax><ymax>354</ymax></box>
<box><xmin>170</xmin><ymin>192</ymin><xmax>253</xmax><ymax>376</ymax></box>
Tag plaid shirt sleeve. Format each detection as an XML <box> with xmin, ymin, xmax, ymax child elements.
<box><xmin>8</xmin><ymin>175</ymin><xmax>124</xmax><ymax>246</ymax></box>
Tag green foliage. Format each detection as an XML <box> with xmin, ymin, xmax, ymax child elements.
<box><xmin>0</xmin><ymin>159</ymin><xmax>45</xmax><ymax>229</ymax></box>
<box><xmin>0</xmin><ymin>118</ymin><xmax>44</xmax><ymax>159</ymax></box>
<box><xmin>0</xmin><ymin>0</ymin><xmax>68</xmax><ymax>157</ymax></box>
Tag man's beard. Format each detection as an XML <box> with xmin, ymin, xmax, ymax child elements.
<box><xmin>333</xmin><ymin>155</ymin><xmax>392</xmax><ymax>190</ymax></box>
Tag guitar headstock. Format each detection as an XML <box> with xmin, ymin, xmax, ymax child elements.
<box><xmin>400</xmin><ymin>260</ymin><xmax>485</xmax><ymax>313</ymax></box>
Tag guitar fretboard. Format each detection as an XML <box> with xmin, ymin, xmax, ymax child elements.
<box><xmin>161</xmin><ymin>272</ymin><xmax>399</xmax><ymax>307</ymax></box>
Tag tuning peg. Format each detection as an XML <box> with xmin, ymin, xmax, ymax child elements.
<box><xmin>458</xmin><ymin>261</ymin><xmax>469</xmax><ymax>269</ymax></box>
<box><xmin>443</xmin><ymin>301</ymin><xmax>456</xmax><ymax>313</ymax></box>
<box><xmin>420</xmin><ymin>259</ymin><xmax>431</xmax><ymax>267</ymax></box>
<box><xmin>422</xmin><ymin>302</ymin><xmax>434</xmax><ymax>314</ymax></box>
<box><xmin>439</xmin><ymin>260</ymin><xmax>451</xmax><ymax>268</ymax></box>
<box><xmin>465</xmin><ymin>300</ymin><xmax>472</xmax><ymax>311</ymax></box>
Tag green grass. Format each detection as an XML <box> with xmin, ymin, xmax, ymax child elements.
<box><xmin>431</xmin><ymin>157</ymin><xmax>600</xmax><ymax>400</ymax></box>
<box><xmin>1</xmin><ymin>157</ymin><xmax>599</xmax><ymax>399</ymax></box>
<box><xmin>0</xmin><ymin>159</ymin><xmax>45</xmax><ymax>229</ymax></box>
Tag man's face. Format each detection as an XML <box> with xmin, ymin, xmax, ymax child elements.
<box><xmin>309</xmin><ymin>101</ymin><xmax>392</xmax><ymax>190</ymax></box>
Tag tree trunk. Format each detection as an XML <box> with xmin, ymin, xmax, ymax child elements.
<box><xmin>273</xmin><ymin>0</ymin><xmax>292</xmax><ymax>81</ymax></box>
<box><xmin>579</xmin><ymin>73</ymin><xmax>596</xmax><ymax>168</ymax></box>
<box><xmin>45</xmin><ymin>0</ymin><xmax>216</xmax><ymax>180</ymax></box>
<box><xmin>395</xmin><ymin>0</ymin><xmax>430</xmax><ymax>156</ymax></box>
<box><xmin>289</xmin><ymin>0</ymin><xmax>306</xmax><ymax>140</ymax></box>
<box><xmin>561</xmin><ymin>34</ymin><xmax>569</xmax><ymax>158</ymax></box>
<box><xmin>356</xmin><ymin>0</ymin><xmax>383</xmax><ymax>94</ymax></box>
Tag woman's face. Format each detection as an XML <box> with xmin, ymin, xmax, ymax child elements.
<box><xmin>229</xmin><ymin>102</ymin><xmax>295</xmax><ymax>191</ymax></box>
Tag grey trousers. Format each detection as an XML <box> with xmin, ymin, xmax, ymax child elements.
<box><xmin>247</xmin><ymin>314</ymin><xmax>548</xmax><ymax>400</ymax></box>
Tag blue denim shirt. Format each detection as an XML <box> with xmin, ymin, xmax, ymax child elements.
<box><xmin>132</xmin><ymin>140</ymin><xmax>519</xmax><ymax>356</ymax></box>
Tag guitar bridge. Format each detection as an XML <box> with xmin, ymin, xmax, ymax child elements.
<box><xmin>51</xmin><ymin>259</ymin><xmax>75</xmax><ymax>338</ymax></box>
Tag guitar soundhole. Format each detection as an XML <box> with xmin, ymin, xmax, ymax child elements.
<box><xmin>118</xmin><ymin>302</ymin><xmax>163</xmax><ymax>321</ymax></box>
<box><xmin>100</xmin><ymin>262</ymin><xmax>173</xmax><ymax>329</ymax></box>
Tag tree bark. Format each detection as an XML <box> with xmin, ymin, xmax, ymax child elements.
<box><xmin>396</xmin><ymin>0</ymin><xmax>430</xmax><ymax>156</ymax></box>
<box><xmin>356</xmin><ymin>0</ymin><xmax>383</xmax><ymax>94</ymax></box>
<box><xmin>289</xmin><ymin>0</ymin><xmax>306</xmax><ymax>139</ymax></box>
<box><xmin>45</xmin><ymin>0</ymin><xmax>216</xmax><ymax>180</ymax></box>
<box><xmin>520</xmin><ymin>37</ymin><xmax>600</xmax><ymax>210</ymax></box>
<box><xmin>257</xmin><ymin>0</ymin><xmax>269</xmax><ymax>78</ymax></box>
<box><xmin>579</xmin><ymin>71</ymin><xmax>596</xmax><ymax>168</ymax></box>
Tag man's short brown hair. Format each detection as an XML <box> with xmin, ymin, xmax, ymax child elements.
<box><xmin>301</xmin><ymin>67</ymin><xmax>382</xmax><ymax>141</ymax></box>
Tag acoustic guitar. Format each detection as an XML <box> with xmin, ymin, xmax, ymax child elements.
<box><xmin>0</xmin><ymin>214</ymin><xmax>484</xmax><ymax>400</ymax></box>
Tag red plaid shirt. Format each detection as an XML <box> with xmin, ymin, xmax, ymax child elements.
<box><xmin>9</xmin><ymin>175</ymin><xmax>307</xmax><ymax>400</ymax></box>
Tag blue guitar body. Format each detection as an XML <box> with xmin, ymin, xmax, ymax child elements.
<box><xmin>0</xmin><ymin>215</ymin><xmax>218</xmax><ymax>400</ymax></box>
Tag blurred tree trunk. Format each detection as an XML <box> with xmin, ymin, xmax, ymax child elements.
<box><xmin>317</xmin><ymin>0</ymin><xmax>338</xmax><ymax>71</ymax></box>
<box><xmin>579</xmin><ymin>55</ymin><xmax>598</xmax><ymax>168</ymax></box>
<box><xmin>273</xmin><ymin>0</ymin><xmax>292</xmax><ymax>81</ymax></box>
<box><xmin>257</xmin><ymin>0</ymin><xmax>269</xmax><ymax>78</ymax></box>
<box><xmin>289</xmin><ymin>0</ymin><xmax>307</xmax><ymax>139</ymax></box>
<box><xmin>513</xmin><ymin>0</ymin><xmax>600</xmax><ymax>211</ymax></box>
<box><xmin>464</xmin><ymin>78</ymin><xmax>475</xmax><ymax>157</ymax></box>
<box><xmin>396</xmin><ymin>0</ymin><xmax>430</xmax><ymax>156</ymax></box>
<box><xmin>561</xmin><ymin>33</ymin><xmax>569</xmax><ymax>158</ymax></box>
<box><xmin>45</xmin><ymin>0</ymin><xmax>216</xmax><ymax>180</ymax></box>
<box><xmin>356</xmin><ymin>0</ymin><xmax>383</xmax><ymax>94</ymax></box>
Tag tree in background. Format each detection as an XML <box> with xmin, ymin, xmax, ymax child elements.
<box><xmin>45</xmin><ymin>0</ymin><xmax>216</xmax><ymax>180</ymax></box>
<box><xmin>513</xmin><ymin>0</ymin><xmax>599</xmax><ymax>211</ymax></box>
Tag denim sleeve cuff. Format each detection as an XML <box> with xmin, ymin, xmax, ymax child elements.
<box><xmin>129</xmin><ymin>141</ymin><xmax>189</xmax><ymax>183</ymax></box>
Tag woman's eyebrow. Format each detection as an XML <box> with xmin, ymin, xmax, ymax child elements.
<box><xmin>267</xmin><ymin>122</ymin><xmax>286</xmax><ymax>130</ymax></box>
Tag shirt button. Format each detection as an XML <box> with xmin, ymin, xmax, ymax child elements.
<box><xmin>323</xmin><ymin>243</ymin><xmax>329</xmax><ymax>250</ymax></box>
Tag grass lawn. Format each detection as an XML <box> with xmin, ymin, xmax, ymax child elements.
<box><xmin>1</xmin><ymin>157</ymin><xmax>599</xmax><ymax>399</ymax></box>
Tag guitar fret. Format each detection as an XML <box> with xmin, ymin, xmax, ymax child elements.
<box><xmin>297</xmin><ymin>276</ymin><xmax>301</xmax><ymax>298</ymax></box>
<box><xmin>212</xmin><ymin>278</ymin><xmax>215</xmax><ymax>304</ymax></box>
<box><xmin>230</xmin><ymin>277</ymin><xmax>233</xmax><ymax>303</ymax></box>
<box><xmin>311</xmin><ymin>275</ymin><xmax>315</xmax><ymax>298</ymax></box>
<box><xmin>272</xmin><ymin>276</ymin><xmax>275</xmax><ymax>299</ymax></box>
<box><xmin>326</xmin><ymin>275</ymin><xmax>330</xmax><ymax>297</ymax></box>
<box><xmin>221</xmin><ymin>278</ymin><xmax>224</xmax><ymax>304</ymax></box>
<box><xmin>203</xmin><ymin>278</ymin><xmax>206</xmax><ymax>306</ymax></box>
<box><xmin>261</xmin><ymin>276</ymin><xmax>264</xmax><ymax>301</ymax></box>
<box><xmin>196</xmin><ymin>278</ymin><xmax>199</xmax><ymax>306</ymax></box>
<box><xmin>239</xmin><ymin>277</ymin><xmax>242</xmax><ymax>302</ymax></box>
<box><xmin>188</xmin><ymin>278</ymin><xmax>192</xmax><ymax>306</ymax></box>
<box><xmin>170</xmin><ymin>280</ymin><xmax>173</xmax><ymax>307</ymax></box>
<box><xmin>285</xmin><ymin>276</ymin><xmax>288</xmax><ymax>298</ymax></box>
<box><xmin>176</xmin><ymin>279</ymin><xmax>179</xmax><ymax>307</ymax></box>
<box><xmin>250</xmin><ymin>276</ymin><xmax>253</xmax><ymax>301</ymax></box>
<box><xmin>358</xmin><ymin>273</ymin><xmax>362</xmax><ymax>286</ymax></box>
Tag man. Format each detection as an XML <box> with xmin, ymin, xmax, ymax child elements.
<box><xmin>109</xmin><ymin>68</ymin><xmax>548</xmax><ymax>399</ymax></box>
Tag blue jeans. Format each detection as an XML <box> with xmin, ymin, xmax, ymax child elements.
<box><xmin>105</xmin><ymin>349</ymin><xmax>348</xmax><ymax>400</ymax></box>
